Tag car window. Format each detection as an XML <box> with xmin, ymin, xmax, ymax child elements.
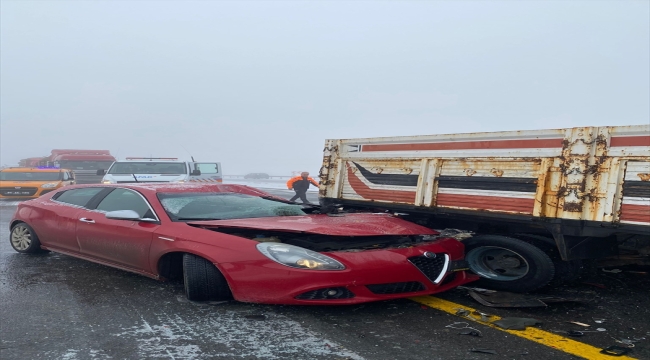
<box><xmin>96</xmin><ymin>188</ymin><xmax>154</xmax><ymax>219</ymax></box>
<box><xmin>194</xmin><ymin>163</ymin><xmax>219</xmax><ymax>174</ymax></box>
<box><xmin>55</xmin><ymin>188</ymin><xmax>104</xmax><ymax>207</ymax></box>
<box><xmin>107</xmin><ymin>162</ymin><xmax>187</xmax><ymax>175</ymax></box>
<box><xmin>62</xmin><ymin>172</ymin><xmax>69</xmax><ymax>181</ymax></box>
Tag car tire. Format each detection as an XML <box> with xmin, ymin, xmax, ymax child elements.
<box><xmin>10</xmin><ymin>222</ymin><xmax>47</xmax><ymax>254</ymax></box>
<box><xmin>183</xmin><ymin>253</ymin><xmax>233</xmax><ymax>301</ymax></box>
<box><xmin>513</xmin><ymin>233</ymin><xmax>585</xmax><ymax>286</ymax></box>
<box><xmin>463</xmin><ymin>235</ymin><xmax>555</xmax><ymax>293</ymax></box>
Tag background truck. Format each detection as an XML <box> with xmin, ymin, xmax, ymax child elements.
<box><xmin>319</xmin><ymin>125</ymin><xmax>650</xmax><ymax>292</ymax></box>
<box><xmin>18</xmin><ymin>149</ymin><xmax>116</xmax><ymax>184</ymax></box>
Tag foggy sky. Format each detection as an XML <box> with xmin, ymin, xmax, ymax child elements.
<box><xmin>1</xmin><ymin>1</ymin><xmax>648</xmax><ymax>175</ymax></box>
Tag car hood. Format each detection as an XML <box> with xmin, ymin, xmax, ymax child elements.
<box><xmin>187</xmin><ymin>213</ymin><xmax>438</xmax><ymax>236</ymax></box>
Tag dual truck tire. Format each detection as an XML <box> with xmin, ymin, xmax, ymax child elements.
<box><xmin>463</xmin><ymin>234</ymin><xmax>584</xmax><ymax>293</ymax></box>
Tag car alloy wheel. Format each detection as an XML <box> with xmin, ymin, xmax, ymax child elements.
<box><xmin>10</xmin><ymin>223</ymin><xmax>46</xmax><ymax>254</ymax></box>
<box><xmin>11</xmin><ymin>224</ymin><xmax>32</xmax><ymax>251</ymax></box>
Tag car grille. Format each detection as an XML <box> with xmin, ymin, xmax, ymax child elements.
<box><xmin>0</xmin><ymin>187</ymin><xmax>38</xmax><ymax>196</ymax></box>
<box><xmin>366</xmin><ymin>281</ymin><xmax>425</xmax><ymax>294</ymax></box>
<box><xmin>408</xmin><ymin>254</ymin><xmax>449</xmax><ymax>284</ymax></box>
<box><xmin>295</xmin><ymin>287</ymin><xmax>354</xmax><ymax>300</ymax></box>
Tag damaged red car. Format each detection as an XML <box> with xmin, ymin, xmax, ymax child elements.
<box><xmin>9</xmin><ymin>183</ymin><xmax>477</xmax><ymax>304</ymax></box>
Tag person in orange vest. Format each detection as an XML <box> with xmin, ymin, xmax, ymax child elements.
<box><xmin>287</xmin><ymin>172</ymin><xmax>319</xmax><ymax>204</ymax></box>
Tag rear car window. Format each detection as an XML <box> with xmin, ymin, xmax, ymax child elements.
<box><xmin>54</xmin><ymin>188</ymin><xmax>104</xmax><ymax>207</ymax></box>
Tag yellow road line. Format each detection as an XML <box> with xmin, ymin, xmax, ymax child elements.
<box><xmin>410</xmin><ymin>296</ymin><xmax>637</xmax><ymax>360</ymax></box>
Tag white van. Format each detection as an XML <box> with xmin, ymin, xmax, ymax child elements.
<box><xmin>98</xmin><ymin>158</ymin><xmax>222</xmax><ymax>184</ymax></box>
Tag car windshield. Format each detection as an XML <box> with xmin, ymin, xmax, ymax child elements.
<box><xmin>58</xmin><ymin>161</ymin><xmax>114</xmax><ymax>170</ymax></box>
<box><xmin>108</xmin><ymin>162</ymin><xmax>186</xmax><ymax>175</ymax></box>
<box><xmin>0</xmin><ymin>171</ymin><xmax>61</xmax><ymax>181</ymax></box>
<box><xmin>158</xmin><ymin>192</ymin><xmax>306</xmax><ymax>221</ymax></box>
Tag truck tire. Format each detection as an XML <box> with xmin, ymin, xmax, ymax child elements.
<box><xmin>513</xmin><ymin>233</ymin><xmax>584</xmax><ymax>286</ymax></box>
<box><xmin>463</xmin><ymin>235</ymin><xmax>555</xmax><ymax>293</ymax></box>
<box><xmin>183</xmin><ymin>254</ymin><xmax>233</xmax><ymax>301</ymax></box>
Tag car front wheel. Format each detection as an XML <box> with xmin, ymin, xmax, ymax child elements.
<box><xmin>183</xmin><ymin>253</ymin><xmax>233</xmax><ymax>301</ymax></box>
<box><xmin>10</xmin><ymin>223</ymin><xmax>46</xmax><ymax>254</ymax></box>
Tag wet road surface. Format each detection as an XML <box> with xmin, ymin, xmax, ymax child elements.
<box><xmin>1</xmin><ymin>189</ymin><xmax>648</xmax><ymax>359</ymax></box>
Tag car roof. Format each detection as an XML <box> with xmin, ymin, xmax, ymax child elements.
<box><xmin>1</xmin><ymin>167</ymin><xmax>67</xmax><ymax>173</ymax></box>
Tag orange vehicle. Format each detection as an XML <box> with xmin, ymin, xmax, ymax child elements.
<box><xmin>0</xmin><ymin>167</ymin><xmax>76</xmax><ymax>199</ymax></box>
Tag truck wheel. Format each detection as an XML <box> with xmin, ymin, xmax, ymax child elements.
<box><xmin>463</xmin><ymin>235</ymin><xmax>555</xmax><ymax>293</ymax></box>
<box><xmin>183</xmin><ymin>254</ymin><xmax>233</xmax><ymax>301</ymax></box>
<box><xmin>513</xmin><ymin>234</ymin><xmax>584</xmax><ymax>286</ymax></box>
<box><xmin>10</xmin><ymin>223</ymin><xmax>47</xmax><ymax>254</ymax></box>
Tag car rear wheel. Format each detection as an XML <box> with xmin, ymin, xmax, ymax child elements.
<box><xmin>463</xmin><ymin>235</ymin><xmax>555</xmax><ymax>293</ymax></box>
<box><xmin>183</xmin><ymin>253</ymin><xmax>233</xmax><ymax>301</ymax></box>
<box><xmin>10</xmin><ymin>223</ymin><xmax>46</xmax><ymax>254</ymax></box>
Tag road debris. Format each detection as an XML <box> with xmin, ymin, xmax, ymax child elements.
<box><xmin>600</xmin><ymin>345</ymin><xmax>632</xmax><ymax>356</ymax></box>
<box><xmin>602</xmin><ymin>269</ymin><xmax>623</xmax><ymax>274</ymax></box>
<box><xmin>446</xmin><ymin>322</ymin><xmax>483</xmax><ymax>337</ymax></box>
<box><xmin>470</xmin><ymin>348</ymin><xmax>497</xmax><ymax>355</ymax></box>
<box><xmin>464</xmin><ymin>288</ymin><xmax>583</xmax><ymax>308</ymax></box>
<box><xmin>568</xmin><ymin>321</ymin><xmax>590</xmax><ymax>327</ymax></box>
<box><xmin>493</xmin><ymin>318</ymin><xmax>542</xmax><ymax>330</ymax></box>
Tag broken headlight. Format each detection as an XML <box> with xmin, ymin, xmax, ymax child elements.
<box><xmin>256</xmin><ymin>243</ymin><xmax>345</xmax><ymax>270</ymax></box>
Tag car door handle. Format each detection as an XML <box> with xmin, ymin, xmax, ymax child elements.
<box><xmin>79</xmin><ymin>218</ymin><xmax>95</xmax><ymax>224</ymax></box>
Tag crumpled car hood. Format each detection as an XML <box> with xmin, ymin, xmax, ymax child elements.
<box><xmin>188</xmin><ymin>213</ymin><xmax>438</xmax><ymax>236</ymax></box>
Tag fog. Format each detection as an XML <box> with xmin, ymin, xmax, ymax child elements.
<box><xmin>1</xmin><ymin>1</ymin><xmax>648</xmax><ymax>175</ymax></box>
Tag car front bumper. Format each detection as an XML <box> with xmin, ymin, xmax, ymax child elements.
<box><xmin>219</xmin><ymin>238</ymin><xmax>479</xmax><ymax>305</ymax></box>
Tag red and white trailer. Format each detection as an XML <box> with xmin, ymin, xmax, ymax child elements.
<box><xmin>319</xmin><ymin>125</ymin><xmax>650</xmax><ymax>292</ymax></box>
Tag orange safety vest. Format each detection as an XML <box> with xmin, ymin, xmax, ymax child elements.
<box><xmin>286</xmin><ymin>176</ymin><xmax>319</xmax><ymax>190</ymax></box>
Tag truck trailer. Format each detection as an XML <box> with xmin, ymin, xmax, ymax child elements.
<box><xmin>319</xmin><ymin>125</ymin><xmax>650</xmax><ymax>292</ymax></box>
<box><xmin>19</xmin><ymin>149</ymin><xmax>116</xmax><ymax>184</ymax></box>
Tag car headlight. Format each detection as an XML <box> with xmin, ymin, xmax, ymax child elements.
<box><xmin>41</xmin><ymin>183</ymin><xmax>58</xmax><ymax>188</ymax></box>
<box><xmin>256</xmin><ymin>243</ymin><xmax>345</xmax><ymax>270</ymax></box>
<box><xmin>102</xmin><ymin>180</ymin><xmax>113</xmax><ymax>184</ymax></box>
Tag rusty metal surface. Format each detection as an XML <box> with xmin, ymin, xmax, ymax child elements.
<box><xmin>320</xmin><ymin>125</ymin><xmax>650</xmax><ymax>226</ymax></box>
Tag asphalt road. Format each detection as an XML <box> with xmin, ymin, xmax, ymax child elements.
<box><xmin>1</xmin><ymin>188</ymin><xmax>648</xmax><ymax>360</ymax></box>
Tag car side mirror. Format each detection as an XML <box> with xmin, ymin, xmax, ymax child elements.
<box><xmin>105</xmin><ymin>210</ymin><xmax>141</xmax><ymax>221</ymax></box>
<box><xmin>96</xmin><ymin>169</ymin><xmax>106</xmax><ymax>175</ymax></box>
<box><xmin>191</xmin><ymin>170</ymin><xmax>201</xmax><ymax>176</ymax></box>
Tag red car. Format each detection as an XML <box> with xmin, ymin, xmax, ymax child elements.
<box><xmin>9</xmin><ymin>183</ymin><xmax>477</xmax><ymax>305</ymax></box>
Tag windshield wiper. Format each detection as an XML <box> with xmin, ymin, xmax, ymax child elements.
<box><xmin>177</xmin><ymin>217</ymin><xmax>223</xmax><ymax>221</ymax></box>
<box><xmin>132</xmin><ymin>174</ymin><xmax>139</xmax><ymax>183</ymax></box>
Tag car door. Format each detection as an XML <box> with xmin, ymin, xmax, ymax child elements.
<box><xmin>37</xmin><ymin>187</ymin><xmax>107</xmax><ymax>253</ymax></box>
<box><xmin>75</xmin><ymin>188</ymin><xmax>159</xmax><ymax>272</ymax></box>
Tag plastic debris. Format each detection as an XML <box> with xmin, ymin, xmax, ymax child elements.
<box><xmin>446</xmin><ymin>322</ymin><xmax>483</xmax><ymax>337</ymax></box>
<box><xmin>493</xmin><ymin>318</ymin><xmax>542</xmax><ymax>330</ymax></box>
<box><xmin>593</xmin><ymin>318</ymin><xmax>606</xmax><ymax>324</ymax></box>
<box><xmin>602</xmin><ymin>269</ymin><xmax>623</xmax><ymax>273</ymax></box>
<box><xmin>600</xmin><ymin>345</ymin><xmax>632</xmax><ymax>356</ymax></box>
<box><xmin>470</xmin><ymin>348</ymin><xmax>497</xmax><ymax>355</ymax></box>
<box><xmin>465</xmin><ymin>288</ymin><xmax>583</xmax><ymax>308</ymax></box>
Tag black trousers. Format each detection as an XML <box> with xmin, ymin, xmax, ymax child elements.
<box><xmin>289</xmin><ymin>190</ymin><xmax>311</xmax><ymax>204</ymax></box>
